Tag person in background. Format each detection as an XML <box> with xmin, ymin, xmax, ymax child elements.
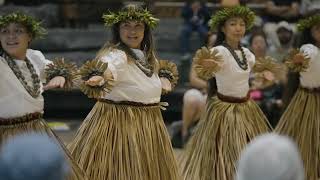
<box><xmin>180</xmin><ymin>0</ymin><xmax>210</xmax><ymax>59</ymax></box>
<box><xmin>235</xmin><ymin>133</ymin><xmax>304</xmax><ymax>180</ymax></box>
<box><xmin>0</xmin><ymin>133</ymin><xmax>69</xmax><ymax>180</ymax></box>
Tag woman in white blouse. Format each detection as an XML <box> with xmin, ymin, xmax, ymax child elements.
<box><xmin>180</xmin><ymin>6</ymin><xmax>271</xmax><ymax>180</ymax></box>
<box><xmin>0</xmin><ymin>12</ymin><xmax>87</xmax><ymax>179</ymax></box>
<box><xmin>275</xmin><ymin>13</ymin><xmax>320</xmax><ymax>180</ymax></box>
<box><xmin>68</xmin><ymin>4</ymin><xmax>180</xmax><ymax>180</ymax></box>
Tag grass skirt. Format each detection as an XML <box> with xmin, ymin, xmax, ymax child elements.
<box><xmin>68</xmin><ymin>101</ymin><xmax>179</xmax><ymax>180</ymax></box>
<box><xmin>0</xmin><ymin>117</ymin><xmax>88</xmax><ymax>180</ymax></box>
<box><xmin>275</xmin><ymin>87</ymin><xmax>320</xmax><ymax>180</ymax></box>
<box><xmin>180</xmin><ymin>96</ymin><xmax>271</xmax><ymax>180</ymax></box>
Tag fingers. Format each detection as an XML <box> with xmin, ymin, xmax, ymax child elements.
<box><xmin>85</xmin><ymin>76</ymin><xmax>105</xmax><ymax>87</ymax></box>
<box><xmin>200</xmin><ymin>59</ymin><xmax>217</xmax><ymax>67</ymax></box>
<box><xmin>43</xmin><ymin>76</ymin><xmax>65</xmax><ymax>90</ymax></box>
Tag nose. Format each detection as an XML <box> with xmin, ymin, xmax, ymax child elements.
<box><xmin>7</xmin><ymin>31</ymin><xmax>17</xmax><ymax>39</ymax></box>
<box><xmin>235</xmin><ymin>24</ymin><xmax>242</xmax><ymax>32</ymax></box>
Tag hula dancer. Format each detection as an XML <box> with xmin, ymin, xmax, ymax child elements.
<box><xmin>275</xmin><ymin>13</ymin><xmax>320</xmax><ymax>180</ymax></box>
<box><xmin>0</xmin><ymin>12</ymin><xmax>87</xmax><ymax>180</ymax></box>
<box><xmin>68</xmin><ymin>4</ymin><xmax>180</xmax><ymax>180</ymax></box>
<box><xmin>180</xmin><ymin>6</ymin><xmax>271</xmax><ymax>180</ymax></box>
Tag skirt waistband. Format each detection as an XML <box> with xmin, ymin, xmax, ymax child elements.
<box><xmin>300</xmin><ymin>86</ymin><xmax>320</xmax><ymax>93</ymax></box>
<box><xmin>217</xmin><ymin>92</ymin><xmax>249</xmax><ymax>103</ymax></box>
<box><xmin>0</xmin><ymin>112</ymin><xmax>43</xmax><ymax>126</ymax></box>
<box><xmin>98</xmin><ymin>99</ymin><xmax>160</xmax><ymax>107</ymax></box>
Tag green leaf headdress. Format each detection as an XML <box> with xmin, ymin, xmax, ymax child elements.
<box><xmin>102</xmin><ymin>4</ymin><xmax>159</xmax><ymax>29</ymax></box>
<box><xmin>209</xmin><ymin>6</ymin><xmax>255</xmax><ymax>31</ymax></box>
<box><xmin>0</xmin><ymin>12</ymin><xmax>47</xmax><ymax>39</ymax></box>
<box><xmin>297</xmin><ymin>14</ymin><xmax>320</xmax><ymax>32</ymax></box>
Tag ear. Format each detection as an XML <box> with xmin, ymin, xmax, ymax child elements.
<box><xmin>27</xmin><ymin>33</ymin><xmax>32</xmax><ymax>44</ymax></box>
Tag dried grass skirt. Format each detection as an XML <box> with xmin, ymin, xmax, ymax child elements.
<box><xmin>0</xmin><ymin>115</ymin><xmax>88</xmax><ymax>180</ymax></box>
<box><xmin>275</xmin><ymin>87</ymin><xmax>320</xmax><ymax>180</ymax></box>
<box><xmin>180</xmin><ymin>96</ymin><xmax>271</xmax><ymax>180</ymax></box>
<box><xmin>68</xmin><ymin>101</ymin><xmax>179</xmax><ymax>180</ymax></box>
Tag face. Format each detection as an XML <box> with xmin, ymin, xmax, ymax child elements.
<box><xmin>311</xmin><ymin>23</ymin><xmax>320</xmax><ymax>44</ymax></box>
<box><xmin>222</xmin><ymin>17</ymin><xmax>246</xmax><ymax>44</ymax></box>
<box><xmin>191</xmin><ymin>1</ymin><xmax>201</xmax><ymax>12</ymax></box>
<box><xmin>251</xmin><ymin>35</ymin><xmax>267</xmax><ymax>54</ymax></box>
<box><xmin>0</xmin><ymin>23</ymin><xmax>31</xmax><ymax>59</ymax></box>
<box><xmin>119</xmin><ymin>21</ymin><xmax>145</xmax><ymax>49</ymax></box>
<box><xmin>276</xmin><ymin>28</ymin><xmax>293</xmax><ymax>45</ymax></box>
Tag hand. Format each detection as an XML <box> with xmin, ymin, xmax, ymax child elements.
<box><xmin>263</xmin><ymin>70</ymin><xmax>275</xmax><ymax>81</ymax></box>
<box><xmin>43</xmin><ymin>76</ymin><xmax>65</xmax><ymax>90</ymax></box>
<box><xmin>199</xmin><ymin>58</ymin><xmax>219</xmax><ymax>68</ymax></box>
<box><xmin>160</xmin><ymin>77</ymin><xmax>172</xmax><ymax>92</ymax></box>
<box><xmin>292</xmin><ymin>53</ymin><xmax>306</xmax><ymax>64</ymax></box>
<box><xmin>85</xmin><ymin>76</ymin><xmax>105</xmax><ymax>87</ymax></box>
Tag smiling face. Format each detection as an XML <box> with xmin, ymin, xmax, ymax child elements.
<box><xmin>222</xmin><ymin>17</ymin><xmax>246</xmax><ymax>45</ymax></box>
<box><xmin>119</xmin><ymin>20</ymin><xmax>145</xmax><ymax>49</ymax></box>
<box><xmin>0</xmin><ymin>23</ymin><xmax>31</xmax><ymax>59</ymax></box>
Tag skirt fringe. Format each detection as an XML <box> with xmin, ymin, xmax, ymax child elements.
<box><xmin>0</xmin><ymin>118</ymin><xmax>88</xmax><ymax>180</ymax></box>
<box><xmin>180</xmin><ymin>97</ymin><xmax>271</xmax><ymax>180</ymax></box>
<box><xmin>275</xmin><ymin>87</ymin><xmax>320</xmax><ymax>180</ymax></box>
<box><xmin>68</xmin><ymin>101</ymin><xmax>179</xmax><ymax>180</ymax></box>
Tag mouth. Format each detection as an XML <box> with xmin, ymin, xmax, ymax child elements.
<box><xmin>6</xmin><ymin>42</ymin><xmax>19</xmax><ymax>46</ymax></box>
<box><xmin>127</xmin><ymin>36</ymin><xmax>138</xmax><ymax>41</ymax></box>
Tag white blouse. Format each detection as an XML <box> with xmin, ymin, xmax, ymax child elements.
<box><xmin>299</xmin><ymin>44</ymin><xmax>320</xmax><ymax>88</ymax></box>
<box><xmin>100</xmin><ymin>49</ymin><xmax>162</xmax><ymax>104</ymax></box>
<box><xmin>0</xmin><ymin>49</ymin><xmax>51</xmax><ymax>118</ymax></box>
<box><xmin>212</xmin><ymin>45</ymin><xmax>255</xmax><ymax>98</ymax></box>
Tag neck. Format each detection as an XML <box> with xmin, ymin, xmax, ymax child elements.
<box><xmin>225</xmin><ymin>39</ymin><xmax>240</xmax><ymax>50</ymax></box>
<box><xmin>255</xmin><ymin>51</ymin><xmax>266</xmax><ymax>58</ymax></box>
<box><xmin>8</xmin><ymin>51</ymin><xmax>27</xmax><ymax>61</ymax></box>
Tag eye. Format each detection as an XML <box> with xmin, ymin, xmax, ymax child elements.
<box><xmin>15</xmin><ymin>28</ymin><xmax>25</xmax><ymax>34</ymax></box>
<box><xmin>0</xmin><ymin>29</ymin><xmax>8</xmax><ymax>34</ymax></box>
<box><xmin>229</xmin><ymin>21</ymin><xmax>236</xmax><ymax>26</ymax></box>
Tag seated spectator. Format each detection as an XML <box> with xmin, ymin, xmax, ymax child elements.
<box><xmin>249</xmin><ymin>31</ymin><xmax>285</xmax><ymax>127</ymax></box>
<box><xmin>181</xmin><ymin>68</ymin><xmax>208</xmax><ymax>143</ymax></box>
<box><xmin>220</xmin><ymin>0</ymin><xmax>248</xmax><ymax>7</ymax></box>
<box><xmin>269</xmin><ymin>21</ymin><xmax>295</xmax><ymax>62</ymax></box>
<box><xmin>0</xmin><ymin>133</ymin><xmax>69</xmax><ymax>180</ymax></box>
<box><xmin>300</xmin><ymin>0</ymin><xmax>320</xmax><ymax>15</ymax></box>
<box><xmin>181</xmin><ymin>32</ymin><xmax>217</xmax><ymax>144</ymax></box>
<box><xmin>180</xmin><ymin>0</ymin><xmax>210</xmax><ymax>59</ymax></box>
<box><xmin>265</xmin><ymin>0</ymin><xmax>300</xmax><ymax>23</ymax></box>
<box><xmin>249</xmin><ymin>31</ymin><xmax>270</xmax><ymax>58</ymax></box>
<box><xmin>235</xmin><ymin>133</ymin><xmax>304</xmax><ymax>180</ymax></box>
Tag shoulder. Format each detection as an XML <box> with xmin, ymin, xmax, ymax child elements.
<box><xmin>26</xmin><ymin>49</ymin><xmax>45</xmax><ymax>59</ymax></box>
<box><xmin>101</xmin><ymin>48</ymin><xmax>127</xmax><ymax>60</ymax></box>
<box><xmin>26</xmin><ymin>49</ymin><xmax>47</xmax><ymax>64</ymax></box>
<box><xmin>300</xmin><ymin>44</ymin><xmax>318</xmax><ymax>53</ymax></box>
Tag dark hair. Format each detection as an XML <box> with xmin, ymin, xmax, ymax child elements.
<box><xmin>213</xmin><ymin>17</ymin><xmax>249</xmax><ymax>47</ymax></box>
<box><xmin>213</xmin><ymin>28</ymin><xmax>225</xmax><ymax>46</ymax></box>
<box><xmin>249</xmin><ymin>31</ymin><xmax>267</xmax><ymax>46</ymax></box>
<box><xmin>298</xmin><ymin>28</ymin><xmax>316</xmax><ymax>47</ymax></box>
<box><xmin>98</xmin><ymin>4</ymin><xmax>157</xmax><ymax>70</ymax></box>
